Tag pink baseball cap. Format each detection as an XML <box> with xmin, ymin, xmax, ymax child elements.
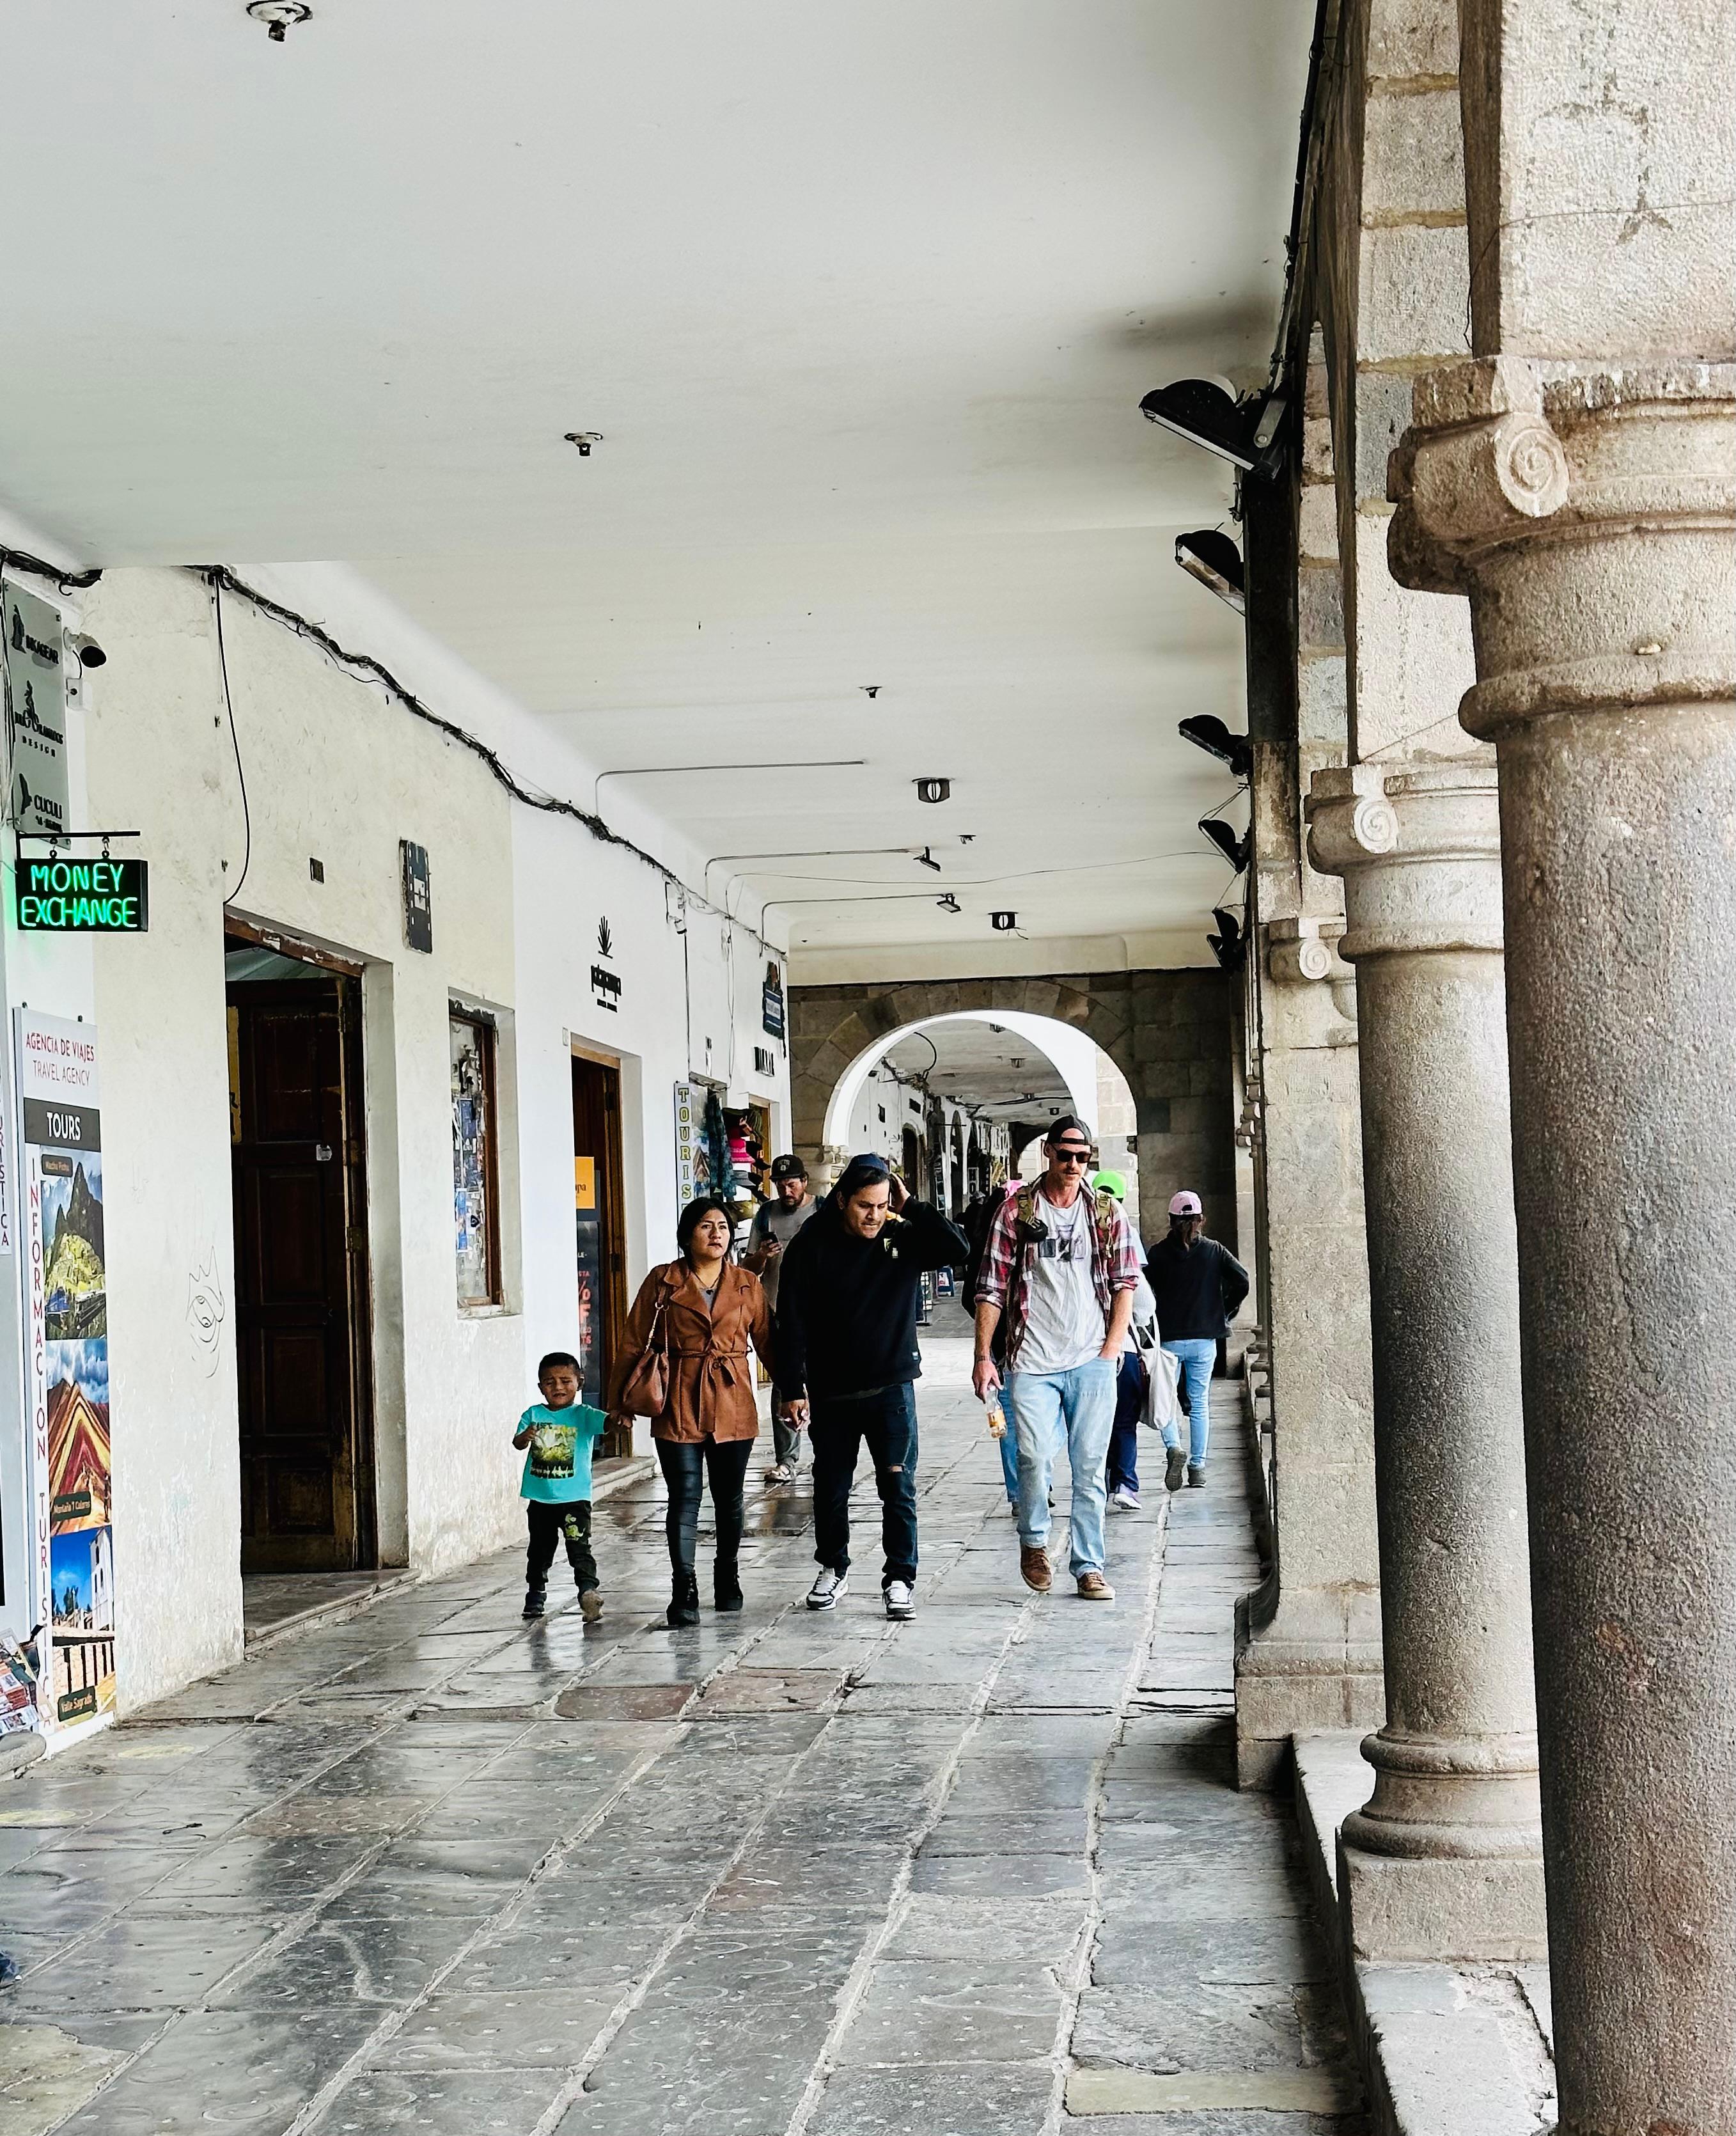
<box><xmin>1168</xmin><ymin>1190</ymin><xmax>1203</xmax><ymax>1216</ymax></box>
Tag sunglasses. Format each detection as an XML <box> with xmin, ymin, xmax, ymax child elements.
<box><xmin>1052</xmin><ymin>1149</ymin><xmax>1093</xmax><ymax>1165</ymax></box>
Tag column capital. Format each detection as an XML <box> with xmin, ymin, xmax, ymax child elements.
<box><xmin>1265</xmin><ymin>914</ymin><xmax>1350</xmax><ymax>986</ymax></box>
<box><xmin>1388</xmin><ymin>356</ymin><xmax>1736</xmax><ymax>739</ymax></box>
<box><xmin>1306</xmin><ymin>758</ymin><xmax>1504</xmax><ymax>961</ymax></box>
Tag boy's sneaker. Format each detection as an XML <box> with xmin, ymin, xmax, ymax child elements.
<box><xmin>807</xmin><ymin>1567</ymin><xmax>847</xmax><ymax>1610</ymax></box>
<box><xmin>883</xmin><ymin>1580</ymin><xmax>914</xmax><ymax>1621</ymax></box>
<box><xmin>766</xmin><ymin>1461</ymin><xmax>796</xmax><ymax>1486</ymax></box>
<box><xmin>522</xmin><ymin>1587</ymin><xmax>547</xmax><ymax>1621</ymax></box>
<box><xmin>1164</xmin><ymin>1446</ymin><xmax>1190</xmax><ymax>1493</ymax></box>
<box><xmin>579</xmin><ymin>1588</ymin><xmax>604</xmax><ymax>1622</ymax></box>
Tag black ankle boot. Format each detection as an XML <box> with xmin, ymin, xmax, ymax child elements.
<box><xmin>667</xmin><ymin>1573</ymin><xmax>700</xmax><ymax>1628</ymax></box>
<box><xmin>714</xmin><ymin>1564</ymin><xmax>744</xmax><ymax>1612</ymax></box>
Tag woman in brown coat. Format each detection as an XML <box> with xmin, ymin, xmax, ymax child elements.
<box><xmin>613</xmin><ymin>1195</ymin><xmax>773</xmax><ymax>1627</ymax></box>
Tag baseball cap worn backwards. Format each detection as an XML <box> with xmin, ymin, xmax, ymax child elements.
<box><xmin>1169</xmin><ymin>1190</ymin><xmax>1203</xmax><ymax>1216</ymax></box>
<box><xmin>1046</xmin><ymin>1115</ymin><xmax>1091</xmax><ymax>1145</ymax></box>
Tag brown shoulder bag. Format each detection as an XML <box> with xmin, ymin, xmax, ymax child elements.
<box><xmin>618</xmin><ymin>1285</ymin><xmax>673</xmax><ymax>1419</ymax></box>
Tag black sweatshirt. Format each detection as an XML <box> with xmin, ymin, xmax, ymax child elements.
<box><xmin>774</xmin><ymin>1198</ymin><xmax>968</xmax><ymax>1401</ymax></box>
<box><xmin>1145</xmin><ymin>1233</ymin><xmax>1250</xmax><ymax>1342</ymax></box>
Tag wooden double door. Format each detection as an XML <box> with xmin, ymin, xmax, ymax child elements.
<box><xmin>229</xmin><ymin>961</ymin><xmax>375</xmax><ymax>1572</ymax></box>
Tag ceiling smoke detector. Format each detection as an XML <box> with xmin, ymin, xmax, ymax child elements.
<box><xmin>247</xmin><ymin>1</ymin><xmax>311</xmax><ymax>38</ymax></box>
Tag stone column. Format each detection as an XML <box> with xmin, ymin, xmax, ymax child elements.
<box><xmin>1307</xmin><ymin>757</ymin><xmax>1543</xmax><ymax>1959</ymax></box>
<box><xmin>1391</xmin><ymin>359</ymin><xmax>1736</xmax><ymax>2133</ymax></box>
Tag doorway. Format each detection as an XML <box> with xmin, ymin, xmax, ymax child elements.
<box><xmin>571</xmin><ymin>1053</ymin><xmax>629</xmax><ymax>1456</ymax></box>
<box><xmin>226</xmin><ymin>930</ymin><xmax>376</xmax><ymax>1573</ymax></box>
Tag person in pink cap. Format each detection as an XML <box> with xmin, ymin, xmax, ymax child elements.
<box><xmin>1143</xmin><ymin>1190</ymin><xmax>1249</xmax><ymax>1489</ymax></box>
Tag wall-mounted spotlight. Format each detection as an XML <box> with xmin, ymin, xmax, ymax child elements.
<box><xmin>1199</xmin><ymin>818</ymin><xmax>1251</xmax><ymax>872</ymax></box>
<box><xmin>1178</xmin><ymin>715</ymin><xmax>1251</xmax><ymax>781</ymax></box>
<box><xmin>1139</xmin><ymin>378</ymin><xmax>1286</xmax><ymax>476</ymax></box>
<box><xmin>914</xmin><ymin>847</ymin><xmax>942</xmax><ymax>873</ymax></box>
<box><xmin>990</xmin><ymin>911</ymin><xmax>1017</xmax><ymax>932</ymax></box>
<box><xmin>1175</xmin><ymin>530</ymin><xmax>1245</xmax><ymax>614</ymax></box>
<box><xmin>65</xmin><ymin>634</ymin><xmax>106</xmax><ymax>670</ymax></box>
<box><xmin>937</xmin><ymin>893</ymin><xmax>962</xmax><ymax>915</ymax></box>
<box><xmin>246</xmin><ymin>1</ymin><xmax>311</xmax><ymax>38</ymax></box>
<box><xmin>1207</xmin><ymin>907</ymin><xmax>1244</xmax><ymax>970</ymax></box>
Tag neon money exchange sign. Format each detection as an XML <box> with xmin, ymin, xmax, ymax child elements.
<box><xmin>16</xmin><ymin>857</ymin><xmax>148</xmax><ymax>934</ymax></box>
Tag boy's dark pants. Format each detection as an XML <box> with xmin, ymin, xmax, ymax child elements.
<box><xmin>526</xmin><ymin>1500</ymin><xmax>597</xmax><ymax>1594</ymax></box>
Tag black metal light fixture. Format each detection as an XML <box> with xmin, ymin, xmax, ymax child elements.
<box><xmin>1199</xmin><ymin>817</ymin><xmax>1251</xmax><ymax>871</ymax></box>
<box><xmin>914</xmin><ymin>847</ymin><xmax>942</xmax><ymax>873</ymax></box>
<box><xmin>937</xmin><ymin>893</ymin><xmax>962</xmax><ymax>914</ymax></box>
<box><xmin>1207</xmin><ymin>907</ymin><xmax>1244</xmax><ymax>970</ymax></box>
<box><xmin>915</xmin><ymin>777</ymin><xmax>951</xmax><ymax>805</ymax></box>
<box><xmin>247</xmin><ymin>0</ymin><xmax>310</xmax><ymax>35</ymax></box>
<box><xmin>1139</xmin><ymin>378</ymin><xmax>1286</xmax><ymax>476</ymax></box>
<box><xmin>990</xmin><ymin>911</ymin><xmax>1018</xmax><ymax>932</ymax></box>
<box><xmin>1175</xmin><ymin>530</ymin><xmax>1246</xmax><ymax>614</ymax></box>
<box><xmin>1178</xmin><ymin>715</ymin><xmax>1251</xmax><ymax>781</ymax></box>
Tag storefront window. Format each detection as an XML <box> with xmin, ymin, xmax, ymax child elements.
<box><xmin>450</xmin><ymin>1009</ymin><xmax>501</xmax><ymax>1308</ymax></box>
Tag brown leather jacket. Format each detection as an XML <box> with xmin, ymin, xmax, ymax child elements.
<box><xmin>612</xmin><ymin>1259</ymin><xmax>772</xmax><ymax>1443</ymax></box>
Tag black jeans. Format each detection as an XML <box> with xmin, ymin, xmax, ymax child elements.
<box><xmin>526</xmin><ymin>1500</ymin><xmax>598</xmax><ymax>1594</ymax></box>
<box><xmin>1106</xmin><ymin>1351</ymin><xmax>1144</xmax><ymax>1495</ymax></box>
<box><xmin>809</xmin><ymin>1384</ymin><xmax>919</xmax><ymax>1588</ymax></box>
<box><xmin>656</xmin><ymin>1436</ymin><xmax>753</xmax><ymax>1583</ymax></box>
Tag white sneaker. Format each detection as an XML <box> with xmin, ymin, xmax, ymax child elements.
<box><xmin>884</xmin><ymin>1580</ymin><xmax>914</xmax><ymax>1620</ymax></box>
<box><xmin>1109</xmin><ymin>1487</ymin><xmax>1140</xmax><ymax>1512</ymax></box>
<box><xmin>807</xmin><ymin>1567</ymin><xmax>847</xmax><ymax>1610</ymax></box>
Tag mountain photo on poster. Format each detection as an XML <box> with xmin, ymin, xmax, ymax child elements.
<box><xmin>41</xmin><ymin>1152</ymin><xmax>105</xmax><ymax>1341</ymax></box>
<box><xmin>47</xmin><ymin>1339</ymin><xmax>110</xmax><ymax>1531</ymax></box>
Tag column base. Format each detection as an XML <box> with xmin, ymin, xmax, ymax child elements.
<box><xmin>1336</xmin><ymin>1830</ymin><xmax>1547</xmax><ymax>1963</ymax></box>
<box><xmin>1234</xmin><ymin>1587</ymin><xmax>1384</xmax><ymax>1790</ymax></box>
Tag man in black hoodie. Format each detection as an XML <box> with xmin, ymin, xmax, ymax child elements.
<box><xmin>775</xmin><ymin>1153</ymin><xmax>967</xmax><ymax>1621</ymax></box>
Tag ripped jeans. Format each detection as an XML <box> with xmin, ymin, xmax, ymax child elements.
<box><xmin>808</xmin><ymin>1383</ymin><xmax>919</xmax><ymax>1589</ymax></box>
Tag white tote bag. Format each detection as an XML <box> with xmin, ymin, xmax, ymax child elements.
<box><xmin>1138</xmin><ymin>1334</ymin><xmax>1183</xmax><ymax>1435</ymax></box>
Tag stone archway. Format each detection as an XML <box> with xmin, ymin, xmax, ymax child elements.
<box><xmin>790</xmin><ymin>970</ymin><xmax>1238</xmax><ymax>1250</ymax></box>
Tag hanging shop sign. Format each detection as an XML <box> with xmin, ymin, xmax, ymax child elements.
<box><xmin>673</xmin><ymin>1081</ymin><xmax>699</xmax><ymax>1209</ymax></box>
<box><xmin>16</xmin><ymin>1013</ymin><xmax>114</xmax><ymax>1732</ymax></box>
<box><xmin>16</xmin><ymin>855</ymin><xmax>148</xmax><ymax>934</ymax></box>
<box><xmin>3</xmin><ymin>585</ymin><xmax>68</xmax><ymax>838</ymax></box>
<box><xmin>400</xmin><ymin>840</ymin><xmax>433</xmax><ymax>954</ymax></box>
<box><xmin>761</xmin><ymin>962</ymin><xmax>786</xmax><ymax>1042</ymax></box>
<box><xmin>591</xmin><ymin>918</ymin><xmax>620</xmax><ymax>1014</ymax></box>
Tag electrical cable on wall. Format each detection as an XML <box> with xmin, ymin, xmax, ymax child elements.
<box><xmin>211</xmin><ymin>577</ymin><xmax>253</xmax><ymax>906</ymax></box>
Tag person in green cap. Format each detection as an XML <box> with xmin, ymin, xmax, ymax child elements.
<box><xmin>1092</xmin><ymin>1171</ymin><xmax>1154</xmax><ymax>1511</ymax></box>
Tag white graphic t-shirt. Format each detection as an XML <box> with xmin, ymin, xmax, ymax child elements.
<box><xmin>1014</xmin><ymin>1189</ymin><xmax>1106</xmax><ymax>1375</ymax></box>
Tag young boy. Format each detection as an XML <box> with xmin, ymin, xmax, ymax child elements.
<box><xmin>512</xmin><ymin>1351</ymin><xmax>610</xmax><ymax>1621</ymax></box>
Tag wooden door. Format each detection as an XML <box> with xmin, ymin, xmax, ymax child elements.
<box><xmin>230</xmin><ymin>975</ymin><xmax>374</xmax><ymax>1571</ymax></box>
<box><xmin>572</xmin><ymin>1056</ymin><xmax>630</xmax><ymax>1456</ymax></box>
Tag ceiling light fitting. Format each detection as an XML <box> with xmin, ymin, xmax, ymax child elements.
<box><xmin>937</xmin><ymin>893</ymin><xmax>962</xmax><ymax>915</ymax></box>
<box><xmin>65</xmin><ymin>634</ymin><xmax>106</xmax><ymax>670</ymax></box>
<box><xmin>915</xmin><ymin>778</ymin><xmax>951</xmax><ymax>805</ymax></box>
<box><xmin>1178</xmin><ymin>715</ymin><xmax>1251</xmax><ymax>781</ymax></box>
<box><xmin>862</xmin><ymin>685</ymin><xmax>881</xmax><ymax>700</ymax></box>
<box><xmin>1199</xmin><ymin>818</ymin><xmax>1251</xmax><ymax>872</ymax></box>
<box><xmin>1175</xmin><ymin>530</ymin><xmax>1246</xmax><ymax>614</ymax></box>
<box><xmin>1139</xmin><ymin>378</ymin><xmax>1286</xmax><ymax>476</ymax></box>
<box><xmin>246</xmin><ymin>1</ymin><xmax>311</xmax><ymax>38</ymax></box>
<box><xmin>990</xmin><ymin>911</ymin><xmax>1017</xmax><ymax>932</ymax></box>
<box><xmin>914</xmin><ymin>847</ymin><xmax>942</xmax><ymax>873</ymax></box>
<box><xmin>563</xmin><ymin>432</ymin><xmax>604</xmax><ymax>456</ymax></box>
<box><xmin>1208</xmin><ymin>907</ymin><xmax>1244</xmax><ymax>970</ymax></box>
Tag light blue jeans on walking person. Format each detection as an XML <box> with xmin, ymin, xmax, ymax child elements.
<box><xmin>1162</xmin><ymin>1338</ymin><xmax>1217</xmax><ymax>1469</ymax></box>
<box><xmin>996</xmin><ymin>1401</ymin><xmax>1062</xmax><ymax>1506</ymax></box>
<box><xmin>1006</xmin><ymin>1358</ymin><xmax>1118</xmax><ymax>1576</ymax></box>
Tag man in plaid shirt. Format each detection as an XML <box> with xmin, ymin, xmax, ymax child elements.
<box><xmin>973</xmin><ymin>1116</ymin><xmax>1141</xmax><ymax>1600</ymax></box>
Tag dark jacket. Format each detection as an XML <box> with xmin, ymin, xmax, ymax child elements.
<box><xmin>775</xmin><ymin>1197</ymin><xmax>968</xmax><ymax>1401</ymax></box>
<box><xmin>1145</xmin><ymin>1232</ymin><xmax>1249</xmax><ymax>1342</ymax></box>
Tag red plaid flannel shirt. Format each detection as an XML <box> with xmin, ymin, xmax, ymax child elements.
<box><xmin>973</xmin><ymin>1184</ymin><xmax>1141</xmax><ymax>1370</ymax></box>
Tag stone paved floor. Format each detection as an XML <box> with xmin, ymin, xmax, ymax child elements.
<box><xmin>0</xmin><ymin>1342</ymin><xmax>1361</xmax><ymax>2136</ymax></box>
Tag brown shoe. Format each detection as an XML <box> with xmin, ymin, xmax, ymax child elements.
<box><xmin>1076</xmin><ymin>1571</ymin><xmax>1115</xmax><ymax>1602</ymax></box>
<box><xmin>1019</xmin><ymin>1546</ymin><xmax>1052</xmax><ymax>1594</ymax></box>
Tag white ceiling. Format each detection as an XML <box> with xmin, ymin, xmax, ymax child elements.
<box><xmin>0</xmin><ymin>0</ymin><xmax>1307</xmax><ymax>966</ymax></box>
<box><xmin>880</xmin><ymin>1020</ymin><xmax>1074</xmax><ymax>1123</ymax></box>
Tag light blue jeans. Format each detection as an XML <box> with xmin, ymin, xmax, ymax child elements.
<box><xmin>996</xmin><ymin>1401</ymin><xmax>1062</xmax><ymax>1504</ymax></box>
<box><xmin>1007</xmin><ymin>1358</ymin><xmax>1118</xmax><ymax>1576</ymax></box>
<box><xmin>1162</xmin><ymin>1338</ymin><xmax>1217</xmax><ymax>1468</ymax></box>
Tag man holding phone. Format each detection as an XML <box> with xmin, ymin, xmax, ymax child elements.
<box><xmin>743</xmin><ymin>1154</ymin><xmax>819</xmax><ymax>1482</ymax></box>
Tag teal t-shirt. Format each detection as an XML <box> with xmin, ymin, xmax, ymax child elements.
<box><xmin>517</xmin><ymin>1402</ymin><xmax>609</xmax><ymax>1503</ymax></box>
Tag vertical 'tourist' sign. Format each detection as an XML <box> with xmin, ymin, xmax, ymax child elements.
<box><xmin>17</xmin><ymin>1014</ymin><xmax>114</xmax><ymax>1731</ymax></box>
<box><xmin>3</xmin><ymin>584</ymin><xmax>69</xmax><ymax>838</ymax></box>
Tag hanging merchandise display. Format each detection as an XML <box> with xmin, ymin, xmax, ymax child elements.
<box><xmin>17</xmin><ymin>1013</ymin><xmax>113</xmax><ymax>1732</ymax></box>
